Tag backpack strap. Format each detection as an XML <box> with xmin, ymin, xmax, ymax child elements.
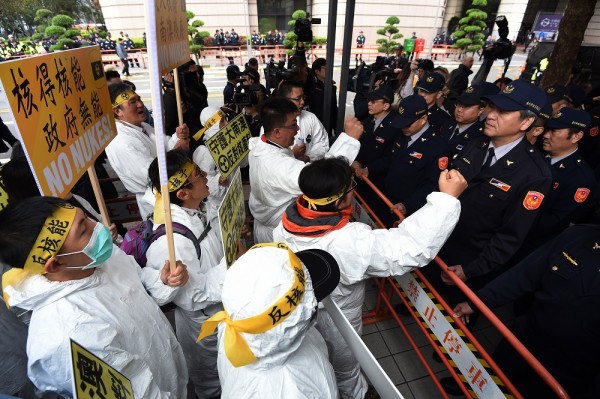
<box><xmin>148</xmin><ymin>222</ymin><xmax>211</xmax><ymax>260</ymax></box>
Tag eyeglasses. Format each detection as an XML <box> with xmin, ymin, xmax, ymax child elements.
<box><xmin>344</xmin><ymin>178</ymin><xmax>358</xmax><ymax>195</ymax></box>
<box><xmin>278</xmin><ymin>122</ymin><xmax>300</xmax><ymax>131</ymax></box>
<box><xmin>287</xmin><ymin>96</ymin><xmax>306</xmax><ymax>102</ymax></box>
<box><xmin>182</xmin><ymin>167</ymin><xmax>204</xmax><ymax>189</ymax></box>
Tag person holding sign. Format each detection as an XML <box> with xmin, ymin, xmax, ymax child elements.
<box><xmin>273</xmin><ymin>158</ymin><xmax>466</xmax><ymax>398</ymax></box>
<box><xmin>198</xmin><ymin>243</ymin><xmax>341</xmax><ymax>399</ymax></box>
<box><xmin>0</xmin><ymin>197</ymin><xmax>189</xmax><ymax>398</ymax></box>
<box><xmin>146</xmin><ymin>149</ymin><xmax>226</xmax><ymax>399</ymax></box>
<box><xmin>105</xmin><ymin>83</ymin><xmax>190</xmax><ymax>218</ymax></box>
<box><xmin>249</xmin><ymin>98</ymin><xmax>364</xmax><ymax>243</ymax></box>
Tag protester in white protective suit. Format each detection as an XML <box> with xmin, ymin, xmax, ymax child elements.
<box><xmin>198</xmin><ymin>243</ymin><xmax>341</xmax><ymax>399</ymax></box>
<box><xmin>105</xmin><ymin>82</ymin><xmax>190</xmax><ymax>218</ymax></box>
<box><xmin>249</xmin><ymin>98</ymin><xmax>363</xmax><ymax>243</ymax></box>
<box><xmin>192</xmin><ymin>106</ymin><xmax>240</xmax><ymax>216</ymax></box>
<box><xmin>146</xmin><ymin>149</ymin><xmax>226</xmax><ymax>398</ymax></box>
<box><xmin>276</xmin><ymin>81</ymin><xmax>329</xmax><ymax>162</ymax></box>
<box><xmin>273</xmin><ymin>157</ymin><xmax>467</xmax><ymax>398</ymax></box>
<box><xmin>0</xmin><ymin>197</ymin><xmax>190</xmax><ymax>398</ymax></box>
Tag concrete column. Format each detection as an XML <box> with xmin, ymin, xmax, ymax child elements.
<box><xmin>442</xmin><ymin>0</ymin><xmax>464</xmax><ymax>34</ymax></box>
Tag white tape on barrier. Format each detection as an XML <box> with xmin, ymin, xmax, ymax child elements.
<box><xmin>396</xmin><ymin>273</ymin><xmax>505</xmax><ymax>398</ymax></box>
<box><xmin>322</xmin><ymin>297</ymin><xmax>403</xmax><ymax>399</ymax></box>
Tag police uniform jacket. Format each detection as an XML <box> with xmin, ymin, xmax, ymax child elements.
<box><xmin>440</xmin><ymin>119</ymin><xmax>484</xmax><ymax>157</ymax></box>
<box><xmin>382</xmin><ymin>126</ymin><xmax>448</xmax><ymax>215</ymax></box>
<box><xmin>356</xmin><ymin>111</ymin><xmax>401</xmax><ymax>167</ymax></box>
<box><xmin>475</xmin><ymin>225</ymin><xmax>600</xmax><ymax>397</ymax></box>
<box><xmin>427</xmin><ymin>104</ymin><xmax>451</xmax><ymax>132</ymax></box>
<box><xmin>440</xmin><ymin>136</ymin><xmax>552</xmax><ymax>279</ymax></box>
<box><xmin>527</xmin><ymin>150</ymin><xmax>595</xmax><ymax>246</ymax></box>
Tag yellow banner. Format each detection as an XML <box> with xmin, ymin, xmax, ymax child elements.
<box><xmin>0</xmin><ymin>168</ymin><xmax>8</xmax><ymax>212</ymax></box>
<box><xmin>154</xmin><ymin>0</ymin><xmax>190</xmax><ymax>75</ymax></box>
<box><xmin>218</xmin><ymin>169</ymin><xmax>245</xmax><ymax>268</ymax></box>
<box><xmin>0</xmin><ymin>47</ymin><xmax>116</xmax><ymax>198</ymax></box>
<box><xmin>70</xmin><ymin>339</ymin><xmax>134</xmax><ymax>399</ymax></box>
<box><xmin>205</xmin><ymin>112</ymin><xmax>251</xmax><ymax>179</ymax></box>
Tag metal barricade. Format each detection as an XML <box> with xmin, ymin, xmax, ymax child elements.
<box><xmin>357</xmin><ymin>175</ymin><xmax>569</xmax><ymax>398</ymax></box>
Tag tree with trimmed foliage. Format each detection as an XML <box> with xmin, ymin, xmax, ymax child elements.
<box><xmin>376</xmin><ymin>16</ymin><xmax>403</xmax><ymax>56</ymax></box>
<box><xmin>451</xmin><ymin>0</ymin><xmax>487</xmax><ymax>54</ymax></box>
<box><xmin>44</xmin><ymin>14</ymin><xmax>77</xmax><ymax>51</ymax></box>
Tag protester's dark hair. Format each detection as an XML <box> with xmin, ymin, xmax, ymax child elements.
<box><xmin>148</xmin><ymin>149</ymin><xmax>191</xmax><ymax>206</ymax></box>
<box><xmin>298</xmin><ymin>157</ymin><xmax>352</xmax><ymax>212</ymax></box>
<box><xmin>261</xmin><ymin>98</ymin><xmax>298</xmax><ymax>136</ymax></box>
<box><xmin>1</xmin><ymin>156</ymin><xmax>40</xmax><ymax>201</ymax></box>
<box><xmin>105</xmin><ymin>69</ymin><xmax>121</xmax><ymax>82</ymax></box>
<box><xmin>0</xmin><ymin>196</ymin><xmax>69</xmax><ymax>268</ymax></box>
<box><xmin>109</xmin><ymin>82</ymin><xmax>134</xmax><ymax>111</ymax></box>
<box><xmin>122</xmin><ymin>80</ymin><xmax>136</xmax><ymax>90</ymax></box>
<box><xmin>247</xmin><ymin>58</ymin><xmax>258</xmax><ymax>68</ymax></box>
<box><xmin>278</xmin><ymin>80</ymin><xmax>303</xmax><ymax>99</ymax></box>
<box><xmin>312</xmin><ymin>58</ymin><xmax>326</xmax><ymax>71</ymax></box>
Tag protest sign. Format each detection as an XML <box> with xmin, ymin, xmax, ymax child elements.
<box><xmin>0</xmin><ymin>171</ymin><xmax>8</xmax><ymax>212</ymax></box>
<box><xmin>0</xmin><ymin>47</ymin><xmax>116</xmax><ymax>198</ymax></box>
<box><xmin>153</xmin><ymin>0</ymin><xmax>190</xmax><ymax>75</ymax></box>
<box><xmin>70</xmin><ymin>339</ymin><xmax>134</xmax><ymax>399</ymax></box>
<box><xmin>218</xmin><ymin>169</ymin><xmax>245</xmax><ymax>267</ymax></box>
<box><xmin>205</xmin><ymin>112</ymin><xmax>251</xmax><ymax>179</ymax></box>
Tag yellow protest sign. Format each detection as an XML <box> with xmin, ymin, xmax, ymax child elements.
<box><xmin>0</xmin><ymin>47</ymin><xmax>116</xmax><ymax>198</ymax></box>
<box><xmin>218</xmin><ymin>169</ymin><xmax>245</xmax><ymax>267</ymax></box>
<box><xmin>70</xmin><ymin>339</ymin><xmax>134</xmax><ymax>399</ymax></box>
<box><xmin>0</xmin><ymin>168</ymin><xmax>9</xmax><ymax>212</ymax></box>
<box><xmin>205</xmin><ymin>112</ymin><xmax>251</xmax><ymax>179</ymax></box>
<box><xmin>153</xmin><ymin>0</ymin><xmax>190</xmax><ymax>75</ymax></box>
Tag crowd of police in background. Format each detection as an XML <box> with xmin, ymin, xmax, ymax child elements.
<box><xmin>1</xmin><ymin>17</ymin><xmax>600</xmax><ymax>398</ymax></box>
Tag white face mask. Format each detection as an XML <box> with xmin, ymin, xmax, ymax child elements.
<box><xmin>58</xmin><ymin>222</ymin><xmax>113</xmax><ymax>270</ymax></box>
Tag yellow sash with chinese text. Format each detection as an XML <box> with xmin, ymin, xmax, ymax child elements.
<box><xmin>2</xmin><ymin>203</ymin><xmax>76</xmax><ymax>305</ymax></box>
<box><xmin>197</xmin><ymin>243</ymin><xmax>305</xmax><ymax>367</ymax></box>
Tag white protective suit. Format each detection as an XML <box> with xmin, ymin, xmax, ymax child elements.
<box><xmin>4</xmin><ymin>247</ymin><xmax>188</xmax><ymax>398</ymax></box>
<box><xmin>146</xmin><ymin>203</ymin><xmax>226</xmax><ymax>399</ymax></box>
<box><xmin>217</xmin><ymin>248</ymin><xmax>339</xmax><ymax>399</ymax></box>
<box><xmin>259</xmin><ymin>109</ymin><xmax>330</xmax><ymax>162</ymax></box>
<box><xmin>248</xmin><ymin>132</ymin><xmax>360</xmax><ymax>243</ymax></box>
<box><xmin>105</xmin><ymin>120</ymin><xmax>180</xmax><ymax>218</ymax></box>
<box><xmin>295</xmin><ymin>110</ymin><xmax>330</xmax><ymax>161</ymax></box>
<box><xmin>273</xmin><ymin>191</ymin><xmax>461</xmax><ymax>398</ymax></box>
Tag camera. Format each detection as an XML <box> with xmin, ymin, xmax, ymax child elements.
<box><xmin>233</xmin><ymin>83</ymin><xmax>261</xmax><ymax>107</ymax></box>
<box><xmin>294</xmin><ymin>13</ymin><xmax>321</xmax><ymax>43</ymax></box>
<box><xmin>472</xmin><ymin>16</ymin><xmax>516</xmax><ymax>85</ymax></box>
<box><xmin>264</xmin><ymin>59</ymin><xmax>299</xmax><ymax>92</ymax></box>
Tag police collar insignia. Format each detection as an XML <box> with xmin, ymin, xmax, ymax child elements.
<box><xmin>506</xmin><ymin>160</ymin><xmax>514</xmax><ymax>166</ymax></box>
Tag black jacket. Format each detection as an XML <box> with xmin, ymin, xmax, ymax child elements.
<box><xmin>356</xmin><ymin>112</ymin><xmax>402</xmax><ymax>168</ymax></box>
<box><xmin>440</xmin><ymin>136</ymin><xmax>552</xmax><ymax>279</ymax></box>
<box><xmin>439</xmin><ymin>118</ymin><xmax>485</xmax><ymax>157</ymax></box>
<box><xmin>448</xmin><ymin>64</ymin><xmax>472</xmax><ymax>96</ymax></box>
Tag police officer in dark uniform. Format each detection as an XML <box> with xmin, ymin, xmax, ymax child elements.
<box><xmin>356</xmin><ymin>31</ymin><xmax>366</xmax><ymax>48</ymax></box>
<box><xmin>579</xmin><ymin>106</ymin><xmax>600</xmax><ymax>173</ymax></box>
<box><xmin>251</xmin><ymin>30</ymin><xmax>260</xmax><ymax>46</ymax></box>
<box><xmin>440</xmin><ymin>84</ymin><xmax>485</xmax><ymax>157</ymax></box>
<box><xmin>519</xmin><ymin>108</ymin><xmax>595</xmax><ymax>255</ymax></box>
<box><xmin>358</xmin><ymin>95</ymin><xmax>448</xmax><ymax>226</ymax></box>
<box><xmin>429</xmin><ymin>80</ymin><xmax>552</xmax><ymax>299</ymax></box>
<box><xmin>416</xmin><ymin>72</ymin><xmax>451</xmax><ymax>132</ymax></box>
<box><xmin>230</xmin><ymin>29</ymin><xmax>239</xmax><ymax>46</ymax></box>
<box><xmin>106</xmin><ymin>32</ymin><xmax>116</xmax><ymax>50</ymax></box>
<box><xmin>353</xmin><ymin>85</ymin><xmax>400</xmax><ymax>168</ymax></box>
<box><xmin>453</xmin><ymin>224</ymin><xmax>600</xmax><ymax>398</ymax></box>
<box><xmin>123</xmin><ymin>33</ymin><xmax>139</xmax><ymax>68</ymax></box>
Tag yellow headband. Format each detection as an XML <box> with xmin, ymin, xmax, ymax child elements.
<box><xmin>153</xmin><ymin>161</ymin><xmax>196</xmax><ymax>224</ymax></box>
<box><xmin>302</xmin><ymin>191</ymin><xmax>346</xmax><ymax>211</ymax></box>
<box><xmin>2</xmin><ymin>203</ymin><xmax>76</xmax><ymax>305</ymax></box>
<box><xmin>197</xmin><ymin>243</ymin><xmax>306</xmax><ymax>367</ymax></box>
<box><xmin>112</xmin><ymin>90</ymin><xmax>137</xmax><ymax>108</ymax></box>
<box><xmin>193</xmin><ymin>110</ymin><xmax>226</xmax><ymax>141</ymax></box>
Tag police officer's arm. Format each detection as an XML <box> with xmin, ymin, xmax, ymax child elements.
<box><xmin>534</xmin><ymin>179</ymin><xmax>593</xmax><ymax>234</ymax></box>
<box><xmin>463</xmin><ymin>177</ymin><xmax>552</xmax><ymax>279</ymax></box>
<box><xmin>453</xmin><ymin>233</ymin><xmax>557</xmax><ymax>321</ymax></box>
